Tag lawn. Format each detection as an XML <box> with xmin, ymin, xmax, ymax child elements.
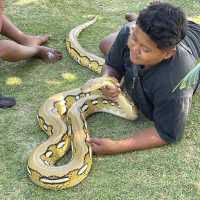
<box><xmin>0</xmin><ymin>0</ymin><xmax>200</xmax><ymax>199</ymax></box>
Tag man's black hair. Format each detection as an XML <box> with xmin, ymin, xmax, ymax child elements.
<box><xmin>136</xmin><ymin>2</ymin><xmax>187</xmax><ymax>50</ymax></box>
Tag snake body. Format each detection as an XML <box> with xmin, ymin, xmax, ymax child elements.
<box><xmin>27</xmin><ymin>17</ymin><xmax>138</xmax><ymax>190</ymax></box>
<box><xmin>66</xmin><ymin>16</ymin><xmax>104</xmax><ymax>74</ymax></box>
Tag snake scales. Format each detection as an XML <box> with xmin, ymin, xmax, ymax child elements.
<box><xmin>27</xmin><ymin>17</ymin><xmax>138</xmax><ymax>190</ymax></box>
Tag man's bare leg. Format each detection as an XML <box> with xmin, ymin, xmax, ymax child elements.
<box><xmin>0</xmin><ymin>40</ymin><xmax>62</xmax><ymax>62</ymax></box>
<box><xmin>0</xmin><ymin>40</ymin><xmax>62</xmax><ymax>108</ymax></box>
<box><xmin>0</xmin><ymin>5</ymin><xmax>62</xmax><ymax>108</ymax></box>
<box><xmin>0</xmin><ymin>15</ymin><xmax>48</xmax><ymax>46</ymax></box>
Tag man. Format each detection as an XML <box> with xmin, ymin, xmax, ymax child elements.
<box><xmin>0</xmin><ymin>0</ymin><xmax>63</xmax><ymax>108</ymax></box>
<box><xmin>87</xmin><ymin>2</ymin><xmax>200</xmax><ymax>155</ymax></box>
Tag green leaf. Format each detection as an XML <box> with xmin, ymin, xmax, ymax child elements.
<box><xmin>173</xmin><ymin>60</ymin><xmax>200</xmax><ymax>92</ymax></box>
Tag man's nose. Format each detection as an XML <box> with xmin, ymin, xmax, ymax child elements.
<box><xmin>132</xmin><ymin>44</ymin><xmax>140</xmax><ymax>55</ymax></box>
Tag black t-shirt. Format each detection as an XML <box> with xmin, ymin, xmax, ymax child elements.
<box><xmin>105</xmin><ymin>21</ymin><xmax>200</xmax><ymax>143</ymax></box>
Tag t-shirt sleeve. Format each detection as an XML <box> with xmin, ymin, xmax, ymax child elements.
<box><xmin>105</xmin><ymin>26</ymin><xmax>130</xmax><ymax>76</ymax></box>
<box><xmin>153</xmin><ymin>89</ymin><xmax>193</xmax><ymax>143</ymax></box>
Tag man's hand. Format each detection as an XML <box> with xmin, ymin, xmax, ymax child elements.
<box><xmin>86</xmin><ymin>128</ymin><xmax>168</xmax><ymax>156</ymax></box>
<box><xmin>86</xmin><ymin>138</ymin><xmax>119</xmax><ymax>155</ymax></box>
<box><xmin>101</xmin><ymin>80</ymin><xmax>121</xmax><ymax>101</ymax></box>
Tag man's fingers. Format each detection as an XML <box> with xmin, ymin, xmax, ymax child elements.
<box><xmin>86</xmin><ymin>137</ymin><xmax>101</xmax><ymax>145</ymax></box>
<box><xmin>115</xmin><ymin>82</ymin><xmax>121</xmax><ymax>88</ymax></box>
<box><xmin>103</xmin><ymin>95</ymin><xmax>118</xmax><ymax>102</ymax></box>
<box><xmin>101</xmin><ymin>85</ymin><xmax>121</xmax><ymax>98</ymax></box>
<box><xmin>104</xmin><ymin>84</ymin><xmax>120</xmax><ymax>90</ymax></box>
<box><xmin>86</xmin><ymin>138</ymin><xmax>101</xmax><ymax>154</ymax></box>
<box><xmin>105</xmin><ymin>86</ymin><xmax>121</xmax><ymax>93</ymax></box>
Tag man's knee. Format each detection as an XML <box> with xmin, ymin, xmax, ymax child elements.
<box><xmin>99</xmin><ymin>39</ymin><xmax>110</xmax><ymax>56</ymax></box>
<box><xmin>99</xmin><ymin>32</ymin><xmax>118</xmax><ymax>56</ymax></box>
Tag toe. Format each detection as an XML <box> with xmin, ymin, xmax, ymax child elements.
<box><xmin>39</xmin><ymin>35</ymin><xmax>49</xmax><ymax>44</ymax></box>
<box><xmin>46</xmin><ymin>49</ymin><xmax>63</xmax><ymax>63</ymax></box>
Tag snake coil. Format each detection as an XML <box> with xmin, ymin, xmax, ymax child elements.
<box><xmin>27</xmin><ymin>17</ymin><xmax>138</xmax><ymax>190</ymax></box>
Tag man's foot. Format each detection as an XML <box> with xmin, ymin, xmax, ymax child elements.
<box><xmin>36</xmin><ymin>46</ymin><xmax>63</xmax><ymax>63</ymax></box>
<box><xmin>20</xmin><ymin>35</ymin><xmax>49</xmax><ymax>46</ymax></box>
<box><xmin>125</xmin><ymin>13</ymin><xmax>137</xmax><ymax>22</ymax></box>
<box><xmin>0</xmin><ymin>96</ymin><xmax>16</xmax><ymax>108</ymax></box>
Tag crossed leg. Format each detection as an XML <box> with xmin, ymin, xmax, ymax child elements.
<box><xmin>0</xmin><ymin>14</ymin><xmax>63</xmax><ymax>108</ymax></box>
<box><xmin>0</xmin><ymin>15</ymin><xmax>62</xmax><ymax>63</ymax></box>
<box><xmin>0</xmin><ymin>15</ymin><xmax>48</xmax><ymax>46</ymax></box>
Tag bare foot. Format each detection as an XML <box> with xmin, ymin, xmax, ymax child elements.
<box><xmin>20</xmin><ymin>35</ymin><xmax>49</xmax><ymax>46</ymax></box>
<box><xmin>36</xmin><ymin>46</ymin><xmax>63</xmax><ymax>63</ymax></box>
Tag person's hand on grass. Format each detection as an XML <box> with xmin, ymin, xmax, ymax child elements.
<box><xmin>86</xmin><ymin>137</ymin><xmax>119</xmax><ymax>155</ymax></box>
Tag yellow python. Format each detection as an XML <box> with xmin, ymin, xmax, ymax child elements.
<box><xmin>27</xmin><ymin>17</ymin><xmax>138</xmax><ymax>190</ymax></box>
<box><xmin>66</xmin><ymin>16</ymin><xmax>104</xmax><ymax>74</ymax></box>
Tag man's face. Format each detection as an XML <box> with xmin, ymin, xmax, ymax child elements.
<box><xmin>128</xmin><ymin>25</ymin><xmax>174</xmax><ymax>68</ymax></box>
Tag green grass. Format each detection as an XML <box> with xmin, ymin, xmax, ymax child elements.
<box><xmin>0</xmin><ymin>0</ymin><xmax>200</xmax><ymax>199</ymax></box>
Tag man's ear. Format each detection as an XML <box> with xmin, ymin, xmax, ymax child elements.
<box><xmin>164</xmin><ymin>47</ymin><xmax>176</xmax><ymax>60</ymax></box>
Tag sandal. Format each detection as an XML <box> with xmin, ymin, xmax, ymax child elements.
<box><xmin>0</xmin><ymin>96</ymin><xmax>16</xmax><ymax>108</ymax></box>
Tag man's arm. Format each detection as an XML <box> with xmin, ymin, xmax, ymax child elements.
<box><xmin>102</xmin><ymin>64</ymin><xmax>122</xmax><ymax>81</ymax></box>
<box><xmin>101</xmin><ymin>64</ymin><xmax>123</xmax><ymax>99</ymax></box>
<box><xmin>87</xmin><ymin>127</ymin><xmax>168</xmax><ymax>155</ymax></box>
<box><xmin>92</xmin><ymin>65</ymin><xmax>168</xmax><ymax>155</ymax></box>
